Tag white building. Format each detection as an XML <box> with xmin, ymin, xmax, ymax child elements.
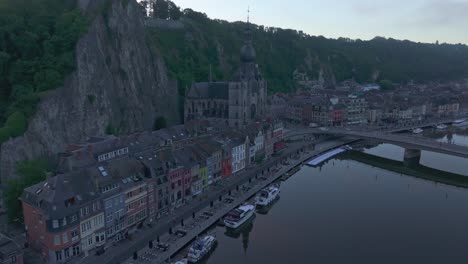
<box><xmin>80</xmin><ymin>211</ymin><xmax>105</xmax><ymax>255</ymax></box>
<box><xmin>231</xmin><ymin>141</ymin><xmax>246</xmax><ymax>174</ymax></box>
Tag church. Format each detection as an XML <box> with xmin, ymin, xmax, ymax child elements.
<box><xmin>184</xmin><ymin>24</ymin><xmax>268</xmax><ymax>128</ymax></box>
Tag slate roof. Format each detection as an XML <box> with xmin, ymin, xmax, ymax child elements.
<box><xmin>0</xmin><ymin>235</ymin><xmax>22</xmax><ymax>261</ymax></box>
<box><xmin>22</xmin><ymin>158</ymin><xmax>144</xmax><ymax>219</ymax></box>
<box><xmin>187</xmin><ymin>82</ymin><xmax>229</xmax><ymax>100</ymax></box>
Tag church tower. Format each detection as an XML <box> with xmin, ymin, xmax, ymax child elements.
<box><xmin>228</xmin><ymin>11</ymin><xmax>268</xmax><ymax>128</ymax></box>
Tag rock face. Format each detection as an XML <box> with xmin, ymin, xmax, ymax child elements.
<box><xmin>0</xmin><ymin>0</ymin><xmax>180</xmax><ymax>183</ymax></box>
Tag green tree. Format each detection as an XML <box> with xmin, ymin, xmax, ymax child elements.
<box><xmin>379</xmin><ymin>79</ymin><xmax>394</xmax><ymax>91</ymax></box>
<box><xmin>0</xmin><ymin>0</ymin><xmax>87</xmax><ymax>143</ymax></box>
<box><xmin>168</xmin><ymin>1</ymin><xmax>182</xmax><ymax>20</ymax></box>
<box><xmin>153</xmin><ymin>0</ymin><xmax>169</xmax><ymax>19</ymax></box>
<box><xmin>4</xmin><ymin>158</ymin><xmax>48</xmax><ymax>222</ymax></box>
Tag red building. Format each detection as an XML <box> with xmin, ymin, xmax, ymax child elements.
<box><xmin>330</xmin><ymin>106</ymin><xmax>345</xmax><ymax>126</ymax></box>
<box><xmin>124</xmin><ymin>183</ymin><xmax>148</xmax><ymax>230</ymax></box>
<box><xmin>221</xmin><ymin>146</ymin><xmax>232</xmax><ymax>178</ymax></box>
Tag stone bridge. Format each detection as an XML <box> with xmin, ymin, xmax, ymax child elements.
<box><xmin>284</xmin><ymin>119</ymin><xmax>468</xmax><ymax>161</ymax></box>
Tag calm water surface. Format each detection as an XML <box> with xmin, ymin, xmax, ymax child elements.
<box><xmin>184</xmin><ymin>134</ymin><xmax>468</xmax><ymax>264</ymax></box>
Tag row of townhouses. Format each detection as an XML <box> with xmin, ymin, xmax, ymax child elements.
<box><xmin>20</xmin><ymin>120</ymin><xmax>284</xmax><ymax>264</ymax></box>
<box><xmin>275</xmin><ymin>83</ymin><xmax>463</xmax><ymax>126</ymax></box>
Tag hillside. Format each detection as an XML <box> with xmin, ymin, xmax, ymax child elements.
<box><xmin>0</xmin><ymin>0</ymin><xmax>180</xmax><ymax>183</ymax></box>
<box><xmin>145</xmin><ymin>2</ymin><xmax>468</xmax><ymax>95</ymax></box>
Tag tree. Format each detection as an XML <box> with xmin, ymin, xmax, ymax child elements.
<box><xmin>0</xmin><ymin>0</ymin><xmax>87</xmax><ymax>142</ymax></box>
<box><xmin>153</xmin><ymin>116</ymin><xmax>167</xmax><ymax>130</ymax></box>
<box><xmin>379</xmin><ymin>79</ymin><xmax>394</xmax><ymax>91</ymax></box>
<box><xmin>168</xmin><ymin>1</ymin><xmax>181</xmax><ymax>20</ymax></box>
<box><xmin>4</xmin><ymin>158</ymin><xmax>48</xmax><ymax>222</ymax></box>
<box><xmin>153</xmin><ymin>0</ymin><xmax>169</xmax><ymax>19</ymax></box>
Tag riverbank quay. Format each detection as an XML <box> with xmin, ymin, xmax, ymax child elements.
<box><xmin>79</xmin><ymin>137</ymin><xmax>354</xmax><ymax>264</ymax></box>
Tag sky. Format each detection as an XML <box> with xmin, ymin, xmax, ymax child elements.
<box><xmin>174</xmin><ymin>0</ymin><xmax>468</xmax><ymax>44</ymax></box>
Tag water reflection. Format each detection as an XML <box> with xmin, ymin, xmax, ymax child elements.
<box><xmin>224</xmin><ymin>216</ymin><xmax>255</xmax><ymax>253</ymax></box>
<box><xmin>181</xmin><ymin>139</ymin><xmax>468</xmax><ymax>264</ymax></box>
<box><xmin>256</xmin><ymin>197</ymin><xmax>280</xmax><ymax>215</ymax></box>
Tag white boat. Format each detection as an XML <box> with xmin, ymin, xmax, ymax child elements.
<box><xmin>187</xmin><ymin>235</ymin><xmax>217</xmax><ymax>263</ymax></box>
<box><xmin>412</xmin><ymin>128</ymin><xmax>424</xmax><ymax>134</ymax></box>
<box><xmin>453</xmin><ymin>119</ymin><xmax>468</xmax><ymax>128</ymax></box>
<box><xmin>223</xmin><ymin>204</ymin><xmax>255</xmax><ymax>229</ymax></box>
<box><xmin>436</xmin><ymin>124</ymin><xmax>447</xmax><ymax>130</ymax></box>
<box><xmin>174</xmin><ymin>260</ymin><xmax>188</xmax><ymax>264</ymax></box>
<box><xmin>255</xmin><ymin>184</ymin><xmax>280</xmax><ymax>207</ymax></box>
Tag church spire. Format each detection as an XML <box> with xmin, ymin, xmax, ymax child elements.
<box><xmin>240</xmin><ymin>6</ymin><xmax>256</xmax><ymax>63</ymax></box>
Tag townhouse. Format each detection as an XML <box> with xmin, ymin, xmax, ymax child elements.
<box><xmin>21</xmin><ymin>119</ymin><xmax>286</xmax><ymax>263</ymax></box>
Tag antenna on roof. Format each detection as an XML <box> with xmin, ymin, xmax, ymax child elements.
<box><xmin>247</xmin><ymin>6</ymin><xmax>250</xmax><ymax>24</ymax></box>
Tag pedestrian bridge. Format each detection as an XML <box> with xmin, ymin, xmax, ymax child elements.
<box><xmin>286</xmin><ymin>127</ymin><xmax>468</xmax><ymax>160</ymax></box>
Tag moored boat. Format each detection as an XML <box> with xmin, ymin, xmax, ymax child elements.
<box><xmin>412</xmin><ymin>128</ymin><xmax>424</xmax><ymax>134</ymax></box>
<box><xmin>453</xmin><ymin>119</ymin><xmax>468</xmax><ymax>128</ymax></box>
<box><xmin>436</xmin><ymin>124</ymin><xmax>447</xmax><ymax>130</ymax></box>
<box><xmin>255</xmin><ymin>184</ymin><xmax>280</xmax><ymax>207</ymax></box>
<box><xmin>187</xmin><ymin>235</ymin><xmax>217</xmax><ymax>263</ymax></box>
<box><xmin>223</xmin><ymin>204</ymin><xmax>255</xmax><ymax>229</ymax></box>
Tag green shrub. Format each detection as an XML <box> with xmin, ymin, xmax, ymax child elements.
<box><xmin>87</xmin><ymin>94</ymin><xmax>96</xmax><ymax>104</ymax></box>
<box><xmin>0</xmin><ymin>112</ymin><xmax>27</xmax><ymax>143</ymax></box>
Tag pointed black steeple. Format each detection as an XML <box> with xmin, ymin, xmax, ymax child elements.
<box><xmin>240</xmin><ymin>7</ymin><xmax>256</xmax><ymax>63</ymax></box>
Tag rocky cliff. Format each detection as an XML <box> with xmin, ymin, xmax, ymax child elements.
<box><xmin>0</xmin><ymin>0</ymin><xmax>179</xmax><ymax>183</ymax></box>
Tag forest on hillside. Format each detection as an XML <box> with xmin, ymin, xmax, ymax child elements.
<box><xmin>143</xmin><ymin>0</ymin><xmax>468</xmax><ymax>96</ymax></box>
<box><xmin>0</xmin><ymin>0</ymin><xmax>87</xmax><ymax>143</ymax></box>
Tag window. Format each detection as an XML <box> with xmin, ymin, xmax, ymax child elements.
<box><xmin>149</xmin><ymin>194</ymin><xmax>154</xmax><ymax>203</ymax></box>
<box><xmin>105</xmin><ymin>200</ymin><xmax>113</xmax><ymax>209</ymax></box>
<box><xmin>106</xmin><ymin>227</ymin><xmax>114</xmax><ymax>236</ymax></box>
<box><xmin>88</xmin><ymin>238</ymin><xmax>93</xmax><ymax>246</ymax></box>
<box><xmin>52</xmin><ymin>220</ymin><xmax>59</xmax><ymax>229</ymax></box>
<box><xmin>64</xmin><ymin>248</ymin><xmax>70</xmax><ymax>258</ymax></box>
<box><xmin>95</xmin><ymin>235</ymin><xmax>100</xmax><ymax>243</ymax></box>
<box><xmin>10</xmin><ymin>255</ymin><xmax>16</xmax><ymax>263</ymax></box>
<box><xmin>62</xmin><ymin>217</ymin><xmax>67</xmax><ymax>226</ymax></box>
<box><xmin>127</xmin><ymin>215</ymin><xmax>135</xmax><ymax>226</ymax></box>
<box><xmin>72</xmin><ymin>245</ymin><xmax>80</xmax><ymax>256</ymax></box>
<box><xmin>55</xmin><ymin>251</ymin><xmax>62</xmax><ymax>261</ymax></box>
<box><xmin>70</xmin><ymin>215</ymin><xmax>77</xmax><ymax>223</ymax></box>
<box><xmin>71</xmin><ymin>230</ymin><xmax>79</xmax><ymax>241</ymax></box>
<box><xmin>62</xmin><ymin>233</ymin><xmax>68</xmax><ymax>244</ymax></box>
<box><xmin>107</xmin><ymin>213</ymin><xmax>113</xmax><ymax>223</ymax></box>
<box><xmin>54</xmin><ymin>235</ymin><xmax>61</xmax><ymax>246</ymax></box>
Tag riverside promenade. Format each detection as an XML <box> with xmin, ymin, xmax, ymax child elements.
<box><xmin>80</xmin><ymin>137</ymin><xmax>354</xmax><ymax>264</ymax></box>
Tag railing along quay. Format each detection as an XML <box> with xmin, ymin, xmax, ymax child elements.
<box><xmin>125</xmin><ymin>139</ymin><xmax>355</xmax><ymax>264</ymax></box>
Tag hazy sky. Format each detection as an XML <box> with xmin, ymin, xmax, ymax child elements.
<box><xmin>174</xmin><ymin>0</ymin><xmax>468</xmax><ymax>44</ymax></box>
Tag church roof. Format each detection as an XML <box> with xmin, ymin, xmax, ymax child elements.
<box><xmin>240</xmin><ymin>43</ymin><xmax>256</xmax><ymax>63</ymax></box>
<box><xmin>187</xmin><ymin>82</ymin><xmax>229</xmax><ymax>100</ymax></box>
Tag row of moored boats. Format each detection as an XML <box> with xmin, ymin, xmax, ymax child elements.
<box><xmin>176</xmin><ymin>183</ymin><xmax>281</xmax><ymax>263</ymax></box>
<box><xmin>411</xmin><ymin>120</ymin><xmax>468</xmax><ymax>134</ymax></box>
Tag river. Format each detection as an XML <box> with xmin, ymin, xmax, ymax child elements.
<box><xmin>177</xmin><ymin>132</ymin><xmax>468</xmax><ymax>264</ymax></box>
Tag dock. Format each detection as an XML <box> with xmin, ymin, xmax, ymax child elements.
<box><xmin>125</xmin><ymin>139</ymin><xmax>354</xmax><ymax>264</ymax></box>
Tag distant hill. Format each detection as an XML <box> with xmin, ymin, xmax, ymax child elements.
<box><xmin>144</xmin><ymin>1</ymin><xmax>468</xmax><ymax>94</ymax></box>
